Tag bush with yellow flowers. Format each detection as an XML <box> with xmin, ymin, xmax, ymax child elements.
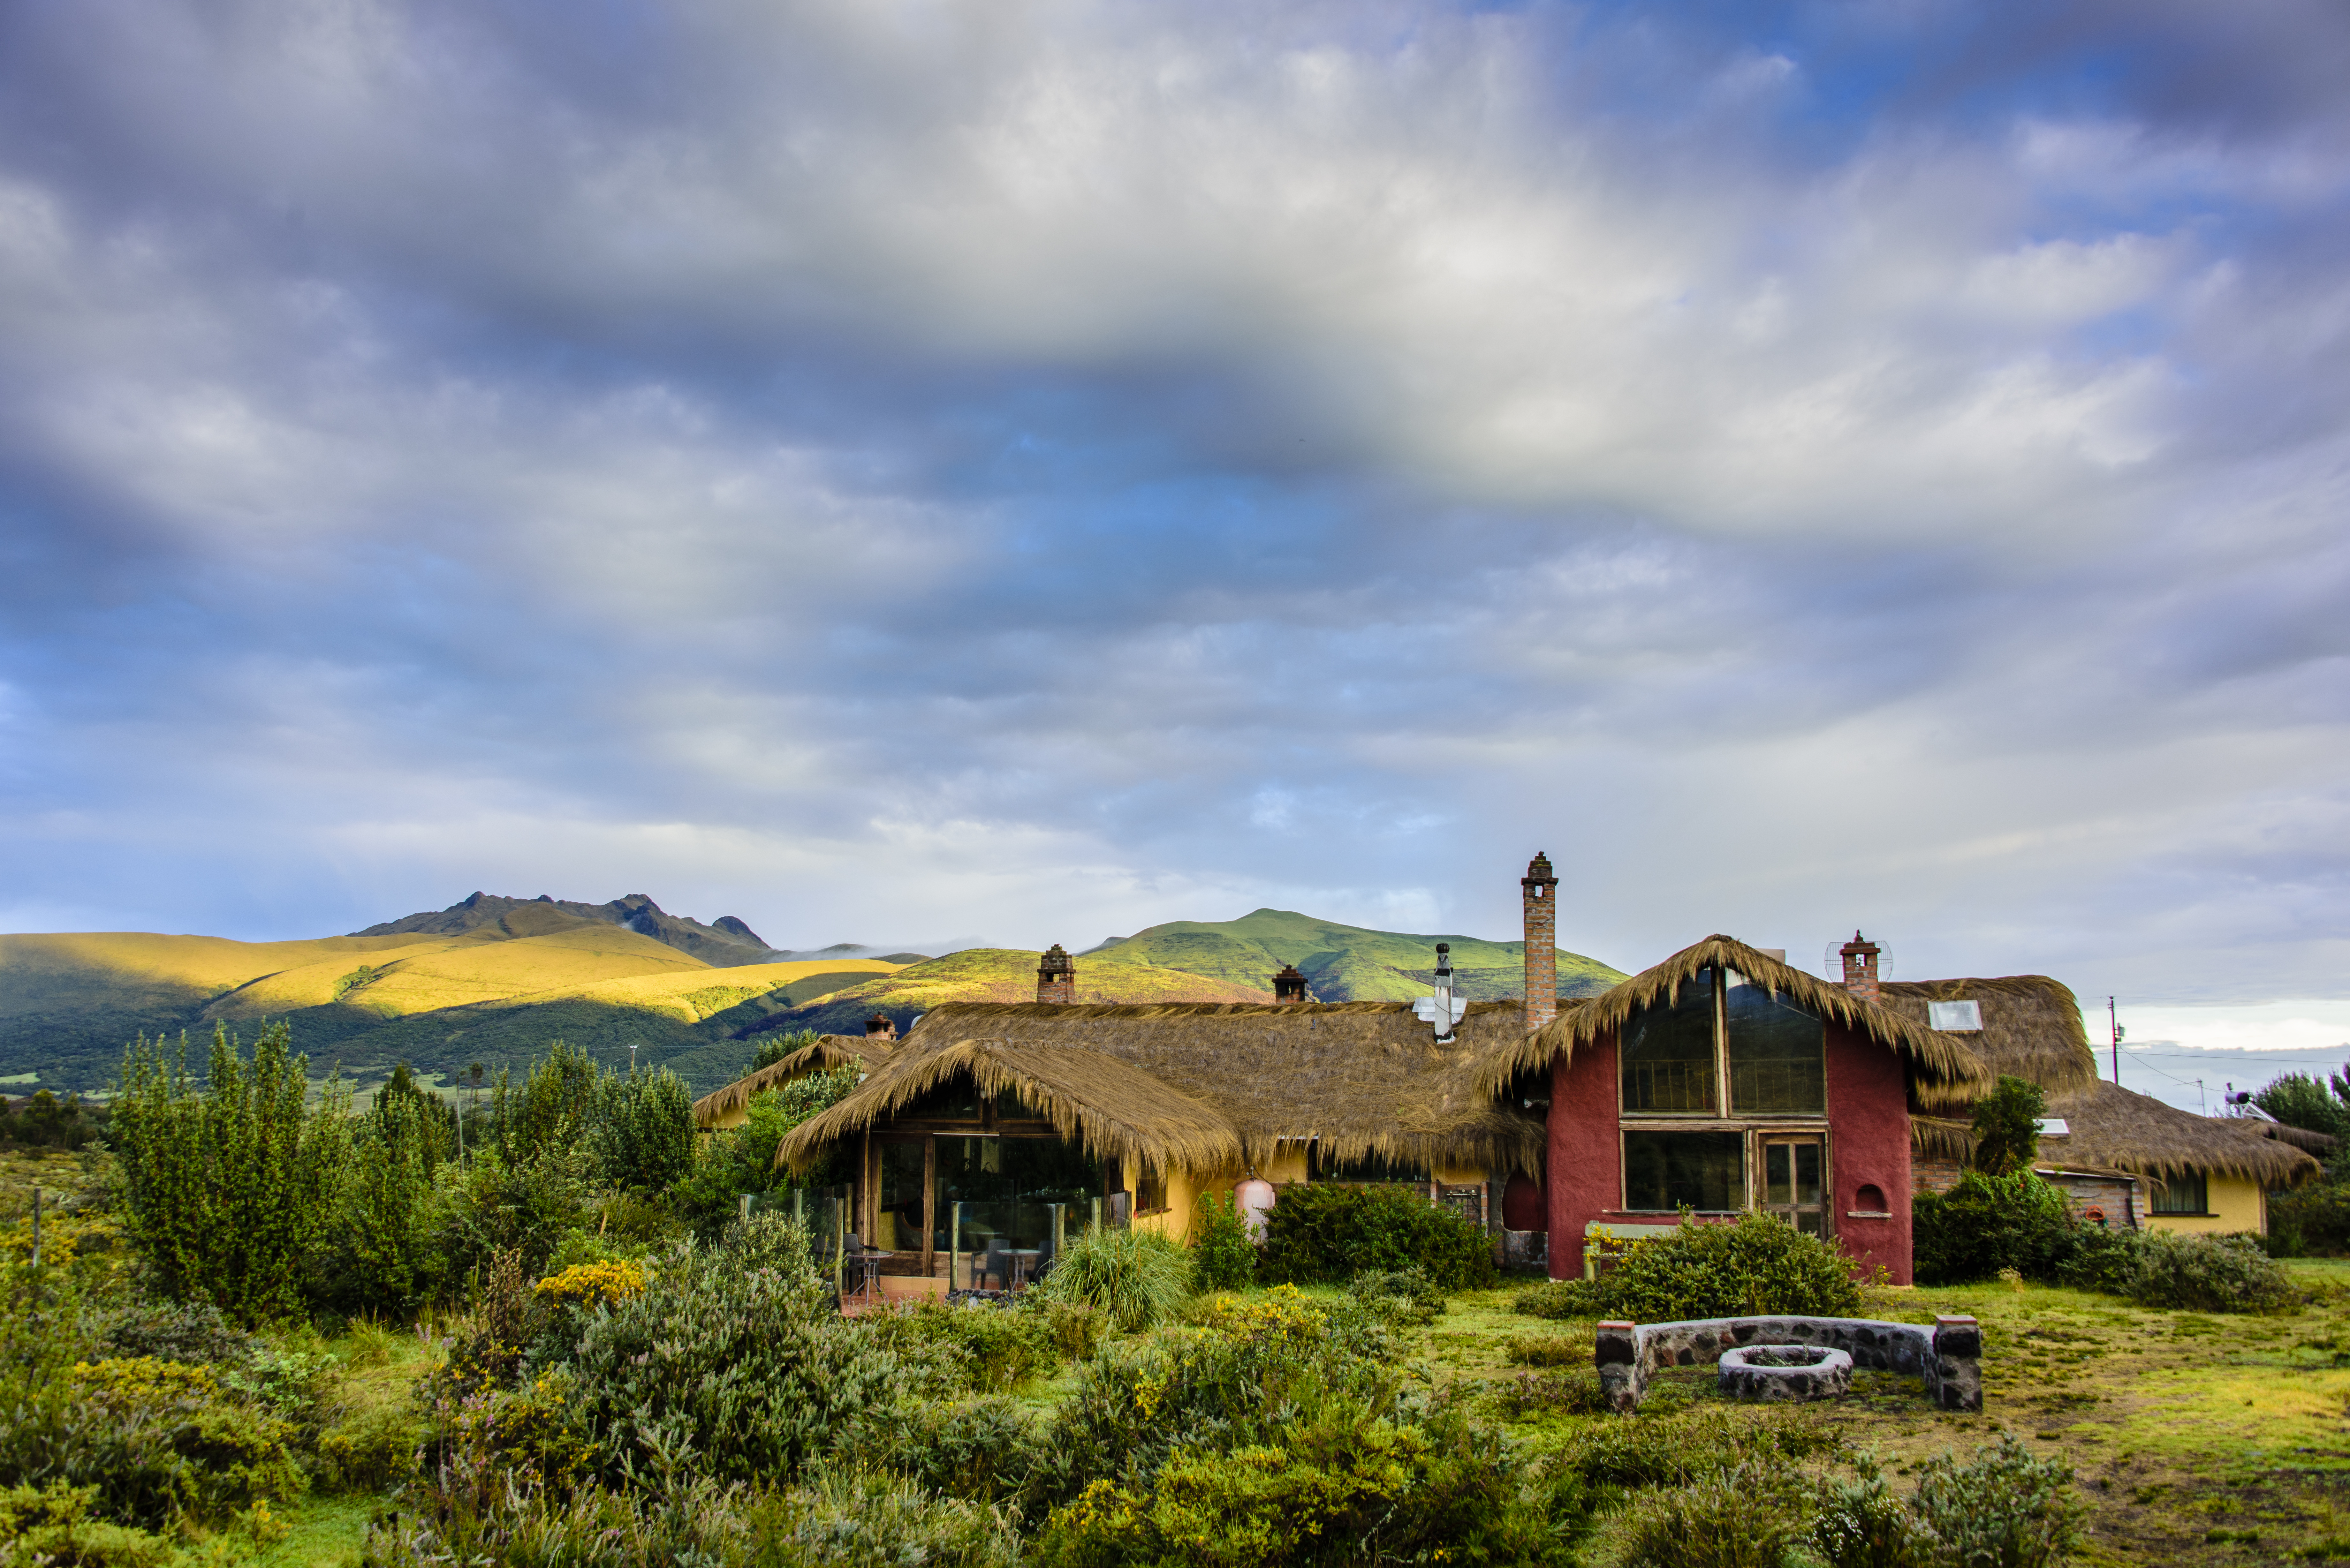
<box><xmin>532</xmin><ymin>1258</ymin><xmax>647</xmax><ymax>1311</ymax></box>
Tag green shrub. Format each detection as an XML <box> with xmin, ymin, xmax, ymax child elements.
<box><xmin>1558</xmin><ymin>1404</ymin><xmax>1841</xmax><ymax>1490</ymax></box>
<box><xmin>1911</xmin><ymin>1171</ymin><xmax>2076</xmax><ymax>1286</ymax></box>
<box><xmin>1499</xmin><ymin>1368</ymin><xmax>1609</xmax><ymax>1417</ymax></box>
<box><xmin>752</xmin><ymin>1469</ymin><xmax>1023</xmax><ymax>1568</ymax></box>
<box><xmin>1615</xmin><ymin>1462</ymin><xmax>1804</xmax><ymax>1568</ymax></box>
<box><xmin>487</xmin><ymin>1042</ymin><xmax>601</xmax><ymax>1169</ymax></box>
<box><xmin>1346</xmin><ymin>1265</ymin><xmax>1446</xmax><ymax>1325</ymax></box>
<box><xmin>91</xmin><ymin>1300</ymin><xmax>252</xmax><ymax>1366</ymax></box>
<box><xmin>1575</xmin><ymin>1212</ymin><xmax>1861</xmax><ymax>1322</ymax></box>
<box><xmin>1255</xmin><ymin>1184</ymin><xmax>1496</xmax><ymax>1290</ymax></box>
<box><xmin>1969</xmin><ymin>1075</ymin><xmax>2047</xmax><ymax>1178</ymax></box>
<box><xmin>1035</xmin><ymin>1226</ymin><xmax>1194</xmax><ymax>1332</ymax></box>
<box><xmin>110</xmin><ymin>1024</ymin><xmax>353</xmax><ymax>1326</ymax></box>
<box><xmin>2126</xmin><ymin>1230</ymin><xmax>2295</xmax><ymax>1314</ymax></box>
<box><xmin>553</xmin><ymin>1214</ymin><xmax>927</xmax><ymax>1483</ymax></box>
<box><xmin>0</xmin><ymin>1358</ymin><xmax>306</xmax><ymax>1529</ymax></box>
<box><xmin>589</xmin><ymin>1067</ymin><xmax>696</xmax><ymax>1195</ymax></box>
<box><xmin>1032</xmin><ymin>1393</ymin><xmax>1553</xmax><ymax>1568</ymax></box>
<box><xmin>330</xmin><ymin>1083</ymin><xmax>450</xmax><ymax>1317</ymax></box>
<box><xmin>314</xmin><ymin>1401</ymin><xmax>424</xmax><ymax>1492</ymax></box>
<box><xmin>860</xmin><ymin>1301</ymin><xmax>1056</xmax><ymax>1392</ymax></box>
<box><xmin>2269</xmin><ymin>1180</ymin><xmax>2350</xmax><ymax>1257</ymax></box>
<box><xmin>1513</xmin><ymin>1278</ymin><xmax>1598</xmax><ymax>1320</ymax></box>
<box><xmin>1909</xmin><ymin>1434</ymin><xmax>2087</xmax><ymax>1568</ymax></box>
<box><xmin>440</xmin><ymin>1146</ymin><xmax>592</xmax><ymax>1282</ymax></box>
<box><xmin>1187</xmin><ymin>1189</ymin><xmax>1257</xmax><ymax>1292</ymax></box>
<box><xmin>1037</xmin><ymin>1298</ymin><xmax>1105</xmax><ymax>1362</ymax></box>
<box><xmin>841</xmin><ymin>1396</ymin><xmax>1044</xmax><ymax>1503</ymax></box>
<box><xmin>1803</xmin><ymin>1460</ymin><xmax>1929</xmax><ymax>1568</ymax></box>
<box><xmin>2051</xmin><ymin>1223</ymin><xmax>2146</xmax><ymax>1294</ymax></box>
<box><xmin>0</xmin><ymin>1481</ymin><xmax>175</xmax><ymax>1568</ymax></box>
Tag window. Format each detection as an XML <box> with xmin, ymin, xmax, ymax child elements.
<box><xmin>1135</xmin><ymin>1158</ymin><xmax>1166</xmax><ymax>1214</ymax></box>
<box><xmin>1620</xmin><ymin>968</ymin><xmax>1719</xmax><ymax>1113</ymax></box>
<box><xmin>1726</xmin><ymin>972</ymin><xmax>1825</xmax><ymax>1114</ymax></box>
<box><xmin>1622</xmin><ymin>1130</ymin><xmax>1745</xmax><ymax>1211</ymax></box>
<box><xmin>1309</xmin><ymin>1143</ymin><xmax>1429</xmax><ymax>1183</ymax></box>
<box><xmin>1927</xmin><ymin>999</ymin><xmax>1983</xmax><ymax>1031</ymax></box>
<box><xmin>2151</xmin><ymin>1170</ymin><xmax>2209</xmax><ymax>1215</ymax></box>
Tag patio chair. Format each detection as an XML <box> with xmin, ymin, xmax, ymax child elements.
<box><xmin>981</xmin><ymin>1238</ymin><xmax>1011</xmax><ymax>1291</ymax></box>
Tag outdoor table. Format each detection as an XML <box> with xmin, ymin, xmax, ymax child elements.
<box><xmin>1006</xmin><ymin>1248</ymin><xmax>1043</xmax><ymax>1288</ymax></box>
<box><xmin>848</xmin><ymin>1248</ymin><xmax>892</xmax><ymax>1306</ymax></box>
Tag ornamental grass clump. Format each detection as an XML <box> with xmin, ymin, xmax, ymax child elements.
<box><xmin>1035</xmin><ymin>1225</ymin><xmax>1194</xmax><ymax>1333</ymax></box>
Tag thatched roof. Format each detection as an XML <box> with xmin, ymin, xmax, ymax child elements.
<box><xmin>2039</xmin><ymin>1078</ymin><xmax>2323</xmax><ymax>1189</ymax></box>
<box><xmin>777</xmin><ymin>1037</ymin><xmax>1244</xmax><ymax>1172</ymax></box>
<box><xmin>1877</xmin><ymin>976</ymin><xmax>2099</xmax><ymax>1097</ymax></box>
<box><xmin>775</xmin><ymin>999</ymin><xmax>1548</xmax><ymax>1176</ymax></box>
<box><xmin>1910</xmin><ymin>1116</ymin><xmax>1977</xmax><ymax>1164</ymax></box>
<box><xmin>1476</xmin><ymin>936</ymin><xmax>1993</xmax><ymax>1101</ymax></box>
<box><xmin>2254</xmin><ymin>1119</ymin><xmax>2339</xmax><ymax>1155</ymax></box>
<box><xmin>691</xmin><ymin>1035</ymin><xmax>890</xmax><ymax>1128</ymax></box>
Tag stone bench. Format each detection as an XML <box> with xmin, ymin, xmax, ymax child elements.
<box><xmin>1595</xmin><ymin>1313</ymin><xmax>1981</xmax><ymax>1413</ymax></box>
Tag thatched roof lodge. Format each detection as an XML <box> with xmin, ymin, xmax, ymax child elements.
<box><xmin>761</xmin><ymin>984</ymin><xmax>1544</xmax><ymax>1289</ymax></box>
<box><xmin>2036</xmin><ymin>1078</ymin><xmax>2322</xmax><ymax>1232</ymax></box>
<box><xmin>1875</xmin><ymin>972</ymin><xmax>2321</xmax><ymax>1233</ymax></box>
<box><xmin>1479</xmin><ymin>935</ymin><xmax>1996</xmax><ymax>1104</ymax></box>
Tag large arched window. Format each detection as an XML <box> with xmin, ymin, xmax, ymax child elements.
<box><xmin>1618</xmin><ymin>968</ymin><xmax>1827</xmax><ymax>1117</ymax></box>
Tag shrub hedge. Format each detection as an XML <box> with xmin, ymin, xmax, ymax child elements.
<box><xmin>1255</xmin><ymin>1184</ymin><xmax>1495</xmax><ymax>1290</ymax></box>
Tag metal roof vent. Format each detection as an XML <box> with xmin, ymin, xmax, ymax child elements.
<box><xmin>1411</xmin><ymin>942</ymin><xmax>1468</xmax><ymax>1044</ymax></box>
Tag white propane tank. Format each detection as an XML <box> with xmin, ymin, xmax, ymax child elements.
<box><xmin>1235</xmin><ymin>1176</ymin><xmax>1277</xmax><ymax>1240</ymax></box>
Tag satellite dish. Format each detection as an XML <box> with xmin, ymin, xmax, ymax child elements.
<box><xmin>1820</xmin><ymin>937</ymin><xmax>1894</xmax><ymax>984</ymax></box>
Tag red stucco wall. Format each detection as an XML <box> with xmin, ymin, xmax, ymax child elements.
<box><xmin>1541</xmin><ymin>1022</ymin><xmax>1916</xmax><ymax>1284</ymax></box>
<box><xmin>1824</xmin><ymin>1019</ymin><xmax>1914</xmax><ymax>1285</ymax></box>
<box><xmin>1546</xmin><ymin>1035</ymin><xmax>1621</xmax><ymax>1278</ymax></box>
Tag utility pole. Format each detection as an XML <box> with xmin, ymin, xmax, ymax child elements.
<box><xmin>2109</xmin><ymin>997</ymin><xmax>2122</xmax><ymax>1085</ymax></box>
<box><xmin>2197</xmin><ymin>1078</ymin><xmax>2207</xmax><ymax>1116</ymax></box>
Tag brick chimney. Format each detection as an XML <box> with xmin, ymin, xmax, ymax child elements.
<box><xmin>1522</xmin><ymin>852</ymin><xmax>1559</xmax><ymax>1031</ymax></box>
<box><xmin>1839</xmin><ymin>931</ymin><xmax>1881</xmax><ymax>1004</ymax></box>
<box><xmin>1036</xmin><ymin>944</ymin><xmax>1076</xmax><ymax>1005</ymax></box>
<box><xmin>1272</xmin><ymin>965</ymin><xmax>1310</xmax><ymax>1004</ymax></box>
<box><xmin>865</xmin><ymin>1013</ymin><xmax>897</xmax><ymax>1041</ymax></box>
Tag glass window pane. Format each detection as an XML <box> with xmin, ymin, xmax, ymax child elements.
<box><xmin>1765</xmin><ymin>1143</ymin><xmax>1790</xmax><ymax>1205</ymax></box>
<box><xmin>877</xmin><ymin>1139</ymin><xmax>926</xmax><ymax>1251</ymax></box>
<box><xmin>935</xmin><ymin>1136</ymin><xmax>1105</xmax><ymax>1255</ymax></box>
<box><xmin>1621</xmin><ymin>968</ymin><xmax>1718</xmax><ymax>1113</ymax></box>
<box><xmin>1726</xmin><ymin>971</ymin><xmax>1825</xmax><ymax>1114</ymax></box>
<box><xmin>1622</xmin><ymin>1130</ymin><xmax>1745</xmax><ymax>1211</ymax></box>
<box><xmin>2150</xmin><ymin>1171</ymin><xmax>2207</xmax><ymax>1214</ymax></box>
<box><xmin>1794</xmin><ymin>1143</ymin><xmax>1821</xmax><ymax>1205</ymax></box>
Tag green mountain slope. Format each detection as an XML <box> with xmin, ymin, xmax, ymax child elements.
<box><xmin>1081</xmin><ymin>908</ymin><xmax>1623</xmax><ymax>1002</ymax></box>
<box><xmin>758</xmin><ymin>949</ymin><xmax>1277</xmax><ymax>1037</ymax></box>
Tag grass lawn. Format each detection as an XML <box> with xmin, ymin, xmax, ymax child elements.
<box><xmin>1396</xmin><ymin>1275</ymin><xmax>2350</xmax><ymax>1565</ymax></box>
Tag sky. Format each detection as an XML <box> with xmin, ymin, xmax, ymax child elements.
<box><xmin>2</xmin><ymin>0</ymin><xmax>2346</xmax><ymax>1045</ymax></box>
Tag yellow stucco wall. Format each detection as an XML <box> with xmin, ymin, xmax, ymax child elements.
<box><xmin>2145</xmin><ymin>1172</ymin><xmax>2268</xmax><ymax>1235</ymax></box>
<box><xmin>1131</xmin><ymin>1147</ymin><xmax>1316</xmax><ymax>1245</ymax></box>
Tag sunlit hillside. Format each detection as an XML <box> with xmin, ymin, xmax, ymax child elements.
<box><xmin>203</xmin><ymin>919</ymin><xmax>704</xmax><ymax>1023</ymax></box>
<box><xmin>765</xmin><ymin>948</ymin><xmax>1274</xmax><ymax>1036</ymax></box>
<box><xmin>0</xmin><ymin>906</ymin><xmax>903</xmax><ymax>1097</ymax></box>
<box><xmin>1083</xmin><ymin>908</ymin><xmax>1625</xmax><ymax>1002</ymax></box>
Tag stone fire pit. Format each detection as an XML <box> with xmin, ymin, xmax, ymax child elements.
<box><xmin>1717</xmin><ymin>1343</ymin><xmax>1853</xmax><ymax>1402</ymax></box>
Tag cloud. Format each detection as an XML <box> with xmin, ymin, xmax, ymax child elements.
<box><xmin>0</xmin><ymin>0</ymin><xmax>2344</xmax><ymax>1007</ymax></box>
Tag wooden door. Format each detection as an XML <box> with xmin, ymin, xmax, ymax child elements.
<box><xmin>1760</xmin><ymin>1137</ymin><xmax>1828</xmax><ymax>1237</ymax></box>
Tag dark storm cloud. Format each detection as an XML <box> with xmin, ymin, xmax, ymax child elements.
<box><xmin>0</xmin><ymin>0</ymin><xmax>2344</xmax><ymax>1005</ymax></box>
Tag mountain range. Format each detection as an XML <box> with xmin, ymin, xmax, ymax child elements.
<box><xmin>0</xmin><ymin>896</ymin><xmax>1623</xmax><ymax>1100</ymax></box>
